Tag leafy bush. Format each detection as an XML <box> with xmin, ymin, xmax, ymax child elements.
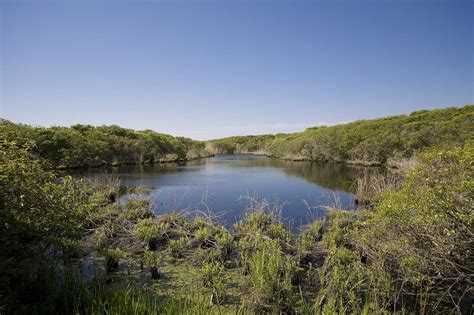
<box><xmin>310</xmin><ymin>141</ymin><xmax>473</xmax><ymax>313</ymax></box>
<box><xmin>214</xmin><ymin>227</ymin><xmax>234</xmax><ymax>259</ymax></box>
<box><xmin>134</xmin><ymin>218</ymin><xmax>161</xmax><ymax>249</ymax></box>
<box><xmin>0</xmin><ymin>140</ymin><xmax>89</xmax><ymax>308</ymax></box>
<box><xmin>357</xmin><ymin>141</ymin><xmax>474</xmax><ymax>313</ymax></box>
<box><xmin>169</xmin><ymin>236</ymin><xmax>189</xmax><ymax>258</ymax></box>
<box><xmin>233</xmin><ymin>201</ymin><xmax>290</xmax><ymax>244</ymax></box>
<box><xmin>200</xmin><ymin>261</ymin><xmax>227</xmax><ymax>304</ymax></box>
<box><xmin>194</xmin><ymin>226</ymin><xmax>213</xmax><ymax>244</ymax></box>
<box><xmin>143</xmin><ymin>248</ymin><xmax>161</xmax><ymax>279</ymax></box>
<box><xmin>120</xmin><ymin>199</ymin><xmax>154</xmax><ymax>220</ymax></box>
<box><xmin>103</xmin><ymin>247</ymin><xmax>124</xmax><ymax>272</ymax></box>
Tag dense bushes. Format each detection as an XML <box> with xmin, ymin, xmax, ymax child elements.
<box><xmin>0</xmin><ymin>140</ymin><xmax>91</xmax><ymax>310</ymax></box>
<box><xmin>1</xmin><ymin>122</ymin><xmax>209</xmax><ymax>168</ymax></box>
<box><xmin>355</xmin><ymin>141</ymin><xmax>474</xmax><ymax>312</ymax></box>
<box><xmin>208</xmin><ymin>105</ymin><xmax>474</xmax><ymax>165</ymax></box>
<box><xmin>313</xmin><ymin>141</ymin><xmax>473</xmax><ymax>313</ymax></box>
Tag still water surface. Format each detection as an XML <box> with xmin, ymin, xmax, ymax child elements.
<box><xmin>76</xmin><ymin>155</ymin><xmax>368</xmax><ymax>229</ymax></box>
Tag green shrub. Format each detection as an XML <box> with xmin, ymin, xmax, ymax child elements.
<box><xmin>194</xmin><ymin>226</ymin><xmax>213</xmax><ymax>244</ymax></box>
<box><xmin>134</xmin><ymin>218</ymin><xmax>162</xmax><ymax>249</ymax></box>
<box><xmin>119</xmin><ymin>198</ymin><xmax>154</xmax><ymax>220</ymax></box>
<box><xmin>200</xmin><ymin>261</ymin><xmax>227</xmax><ymax>304</ymax></box>
<box><xmin>214</xmin><ymin>227</ymin><xmax>234</xmax><ymax>259</ymax></box>
<box><xmin>103</xmin><ymin>247</ymin><xmax>124</xmax><ymax>272</ymax></box>
<box><xmin>358</xmin><ymin>141</ymin><xmax>474</xmax><ymax>313</ymax></box>
<box><xmin>169</xmin><ymin>236</ymin><xmax>189</xmax><ymax>258</ymax></box>
<box><xmin>125</xmin><ymin>199</ymin><xmax>150</xmax><ymax>211</ymax></box>
<box><xmin>1</xmin><ymin>120</ymin><xmax>209</xmax><ymax>168</ymax></box>
<box><xmin>143</xmin><ymin>248</ymin><xmax>161</xmax><ymax>279</ymax></box>
<box><xmin>0</xmin><ymin>140</ymin><xmax>89</xmax><ymax>309</ymax></box>
<box><xmin>297</xmin><ymin>220</ymin><xmax>323</xmax><ymax>252</ymax></box>
<box><xmin>233</xmin><ymin>203</ymin><xmax>291</xmax><ymax>246</ymax></box>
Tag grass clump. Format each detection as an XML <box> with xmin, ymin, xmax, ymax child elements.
<box><xmin>233</xmin><ymin>200</ymin><xmax>291</xmax><ymax>244</ymax></box>
<box><xmin>247</xmin><ymin>239</ymin><xmax>296</xmax><ymax>313</ymax></box>
<box><xmin>120</xmin><ymin>199</ymin><xmax>154</xmax><ymax>220</ymax></box>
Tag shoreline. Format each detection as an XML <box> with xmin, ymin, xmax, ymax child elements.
<box><xmin>54</xmin><ymin>152</ymin><xmax>393</xmax><ymax>171</ymax></box>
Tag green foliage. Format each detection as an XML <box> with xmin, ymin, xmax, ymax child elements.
<box><xmin>134</xmin><ymin>218</ymin><xmax>161</xmax><ymax>244</ymax></box>
<box><xmin>143</xmin><ymin>248</ymin><xmax>161</xmax><ymax>279</ymax></box>
<box><xmin>0</xmin><ymin>140</ymin><xmax>89</xmax><ymax>307</ymax></box>
<box><xmin>4</xmin><ymin>105</ymin><xmax>472</xmax><ymax>169</ymax></box>
<box><xmin>192</xmin><ymin>247</ymin><xmax>224</xmax><ymax>267</ymax></box>
<box><xmin>194</xmin><ymin>226</ymin><xmax>213</xmax><ymax>243</ymax></box>
<box><xmin>200</xmin><ymin>261</ymin><xmax>228</xmax><ymax>304</ymax></box>
<box><xmin>124</xmin><ymin>198</ymin><xmax>150</xmax><ymax>211</ymax></box>
<box><xmin>321</xmin><ymin>210</ymin><xmax>359</xmax><ymax>249</ymax></box>
<box><xmin>309</xmin><ymin>142</ymin><xmax>473</xmax><ymax>313</ymax></box>
<box><xmin>214</xmin><ymin>226</ymin><xmax>234</xmax><ymax>259</ymax></box>
<box><xmin>208</xmin><ymin>105</ymin><xmax>474</xmax><ymax>165</ymax></box>
<box><xmin>15</xmin><ymin>268</ymin><xmax>241</xmax><ymax>315</ymax></box>
<box><xmin>103</xmin><ymin>247</ymin><xmax>124</xmax><ymax>272</ymax></box>
<box><xmin>297</xmin><ymin>220</ymin><xmax>323</xmax><ymax>254</ymax></box>
<box><xmin>169</xmin><ymin>236</ymin><xmax>189</xmax><ymax>258</ymax></box>
<box><xmin>120</xmin><ymin>199</ymin><xmax>153</xmax><ymax>220</ymax></box>
<box><xmin>357</xmin><ymin>141</ymin><xmax>474</xmax><ymax>313</ymax></box>
<box><xmin>233</xmin><ymin>204</ymin><xmax>291</xmax><ymax>244</ymax></box>
<box><xmin>1</xmin><ymin>121</ymin><xmax>209</xmax><ymax>168</ymax></box>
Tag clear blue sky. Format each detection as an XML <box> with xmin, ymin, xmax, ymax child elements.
<box><xmin>1</xmin><ymin>0</ymin><xmax>472</xmax><ymax>140</ymax></box>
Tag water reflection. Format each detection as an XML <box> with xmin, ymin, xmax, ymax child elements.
<box><xmin>69</xmin><ymin>155</ymin><xmax>381</xmax><ymax>229</ymax></box>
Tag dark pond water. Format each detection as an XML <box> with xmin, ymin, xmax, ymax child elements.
<box><xmin>73</xmin><ymin>155</ymin><xmax>372</xmax><ymax>229</ymax></box>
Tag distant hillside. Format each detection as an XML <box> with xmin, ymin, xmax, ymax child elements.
<box><xmin>207</xmin><ymin>105</ymin><xmax>474</xmax><ymax>166</ymax></box>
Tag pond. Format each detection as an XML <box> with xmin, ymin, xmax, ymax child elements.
<box><xmin>73</xmin><ymin>155</ymin><xmax>371</xmax><ymax>229</ymax></box>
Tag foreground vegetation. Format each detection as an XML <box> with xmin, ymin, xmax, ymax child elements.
<box><xmin>1</xmin><ymin>130</ymin><xmax>472</xmax><ymax>313</ymax></box>
<box><xmin>1</xmin><ymin>121</ymin><xmax>210</xmax><ymax>168</ymax></box>
<box><xmin>207</xmin><ymin>105</ymin><xmax>473</xmax><ymax>166</ymax></box>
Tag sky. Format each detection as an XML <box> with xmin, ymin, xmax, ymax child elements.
<box><xmin>1</xmin><ymin>0</ymin><xmax>473</xmax><ymax>140</ymax></box>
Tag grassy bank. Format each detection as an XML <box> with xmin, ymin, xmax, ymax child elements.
<box><xmin>1</xmin><ymin>137</ymin><xmax>472</xmax><ymax>314</ymax></box>
<box><xmin>207</xmin><ymin>105</ymin><xmax>473</xmax><ymax>166</ymax></box>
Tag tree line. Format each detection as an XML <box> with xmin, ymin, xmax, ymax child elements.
<box><xmin>207</xmin><ymin>105</ymin><xmax>474</xmax><ymax>166</ymax></box>
<box><xmin>1</xmin><ymin>122</ymin><xmax>210</xmax><ymax>168</ymax></box>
